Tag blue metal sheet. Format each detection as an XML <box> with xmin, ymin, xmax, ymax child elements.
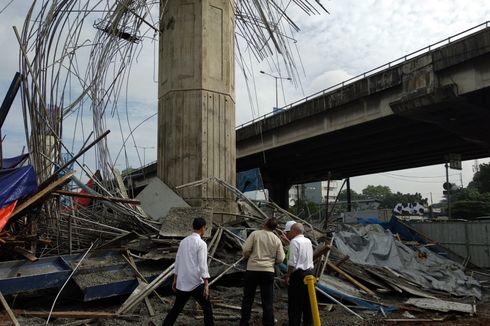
<box><xmin>81</xmin><ymin>275</ymin><xmax>160</xmax><ymax>301</ymax></box>
<box><xmin>0</xmin><ymin>255</ymin><xmax>72</xmax><ymax>295</ymax></box>
<box><xmin>0</xmin><ymin>250</ymin><xmax>169</xmax><ymax>301</ymax></box>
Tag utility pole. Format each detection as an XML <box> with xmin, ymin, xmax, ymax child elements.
<box><xmin>445</xmin><ymin>161</ymin><xmax>451</xmax><ymax>219</ymax></box>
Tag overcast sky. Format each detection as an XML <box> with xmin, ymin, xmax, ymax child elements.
<box><xmin>1</xmin><ymin>0</ymin><xmax>489</xmax><ymax>202</ymax></box>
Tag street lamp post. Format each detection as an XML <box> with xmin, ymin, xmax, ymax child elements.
<box><xmin>135</xmin><ymin>146</ymin><xmax>155</xmax><ymax>167</ymax></box>
<box><xmin>260</xmin><ymin>70</ymin><xmax>291</xmax><ymax>110</ymax></box>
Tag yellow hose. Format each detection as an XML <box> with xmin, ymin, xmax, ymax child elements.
<box><xmin>304</xmin><ymin>275</ymin><xmax>321</xmax><ymax>326</ymax></box>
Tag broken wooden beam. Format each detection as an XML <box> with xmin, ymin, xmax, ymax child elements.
<box><xmin>0</xmin><ymin>292</ymin><xmax>20</xmax><ymax>326</ymax></box>
<box><xmin>11</xmin><ymin>246</ymin><xmax>38</xmax><ymax>262</ymax></box>
<box><xmin>117</xmin><ymin>262</ymin><xmax>175</xmax><ymax>314</ymax></box>
<box><xmin>52</xmin><ymin>190</ymin><xmax>140</xmax><ymax>204</ymax></box>
<box><xmin>10</xmin><ymin>171</ymin><xmax>76</xmax><ymax>219</ymax></box>
<box><xmin>326</xmin><ymin>262</ymin><xmax>377</xmax><ymax>298</ymax></box>
<box><xmin>14</xmin><ymin>310</ymin><xmax>136</xmax><ymax>319</ymax></box>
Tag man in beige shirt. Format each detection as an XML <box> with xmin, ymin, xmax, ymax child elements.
<box><xmin>240</xmin><ymin>218</ymin><xmax>285</xmax><ymax>326</ymax></box>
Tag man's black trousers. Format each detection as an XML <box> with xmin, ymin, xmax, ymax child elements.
<box><xmin>162</xmin><ymin>283</ymin><xmax>214</xmax><ymax>326</ymax></box>
<box><xmin>240</xmin><ymin>270</ymin><xmax>275</xmax><ymax>326</ymax></box>
<box><xmin>288</xmin><ymin>269</ymin><xmax>313</xmax><ymax>326</ymax></box>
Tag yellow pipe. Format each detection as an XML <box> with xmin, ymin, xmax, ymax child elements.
<box><xmin>304</xmin><ymin>275</ymin><xmax>321</xmax><ymax>326</ymax></box>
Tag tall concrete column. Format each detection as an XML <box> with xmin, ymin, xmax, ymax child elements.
<box><xmin>158</xmin><ymin>0</ymin><xmax>235</xmax><ymax>208</ymax></box>
<box><xmin>266</xmin><ymin>180</ymin><xmax>291</xmax><ymax>209</ymax></box>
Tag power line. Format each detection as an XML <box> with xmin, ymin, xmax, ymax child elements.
<box><xmin>378</xmin><ymin>173</ymin><xmax>457</xmax><ymax>184</ymax></box>
<box><xmin>382</xmin><ymin>172</ymin><xmax>460</xmax><ymax>179</ymax></box>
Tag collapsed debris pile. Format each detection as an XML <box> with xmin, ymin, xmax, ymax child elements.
<box><xmin>0</xmin><ymin>167</ymin><xmax>488</xmax><ymax>324</ymax></box>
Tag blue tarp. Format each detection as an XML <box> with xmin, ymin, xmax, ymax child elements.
<box><xmin>0</xmin><ymin>165</ymin><xmax>37</xmax><ymax>208</ymax></box>
<box><xmin>278</xmin><ymin>263</ymin><xmax>397</xmax><ymax>314</ymax></box>
<box><xmin>237</xmin><ymin>168</ymin><xmax>263</xmax><ymax>193</ymax></box>
<box><xmin>316</xmin><ymin>282</ymin><xmax>398</xmax><ymax>314</ymax></box>
<box><xmin>1</xmin><ymin>154</ymin><xmax>28</xmax><ymax>169</ymax></box>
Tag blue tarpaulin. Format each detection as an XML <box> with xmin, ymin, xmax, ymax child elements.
<box><xmin>316</xmin><ymin>281</ymin><xmax>398</xmax><ymax>314</ymax></box>
<box><xmin>1</xmin><ymin>154</ymin><xmax>28</xmax><ymax>169</ymax></box>
<box><xmin>237</xmin><ymin>168</ymin><xmax>263</xmax><ymax>193</ymax></box>
<box><xmin>0</xmin><ymin>165</ymin><xmax>37</xmax><ymax>208</ymax></box>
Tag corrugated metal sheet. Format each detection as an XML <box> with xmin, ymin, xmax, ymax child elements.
<box><xmin>409</xmin><ymin>221</ymin><xmax>490</xmax><ymax>268</ymax></box>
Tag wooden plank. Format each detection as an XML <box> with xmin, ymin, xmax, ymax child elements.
<box><xmin>0</xmin><ymin>292</ymin><xmax>20</xmax><ymax>326</ymax></box>
<box><xmin>384</xmin><ymin>317</ymin><xmax>446</xmax><ymax>322</ymax></box>
<box><xmin>113</xmin><ymin>168</ymin><xmax>146</xmax><ymax>216</ymax></box>
<box><xmin>326</xmin><ymin>262</ymin><xmax>377</xmax><ymax>298</ymax></box>
<box><xmin>123</xmin><ymin>254</ymin><xmax>155</xmax><ymax>316</ymax></box>
<box><xmin>53</xmin><ymin>190</ymin><xmax>140</xmax><ymax>204</ymax></box>
<box><xmin>11</xmin><ymin>246</ymin><xmax>38</xmax><ymax>262</ymax></box>
<box><xmin>14</xmin><ymin>310</ymin><xmax>133</xmax><ymax>319</ymax></box>
<box><xmin>10</xmin><ymin>172</ymin><xmax>75</xmax><ymax>219</ymax></box>
<box><xmin>213</xmin><ymin>302</ymin><xmax>260</xmax><ymax>313</ymax></box>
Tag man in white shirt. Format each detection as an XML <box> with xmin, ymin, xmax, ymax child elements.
<box><xmin>284</xmin><ymin>223</ymin><xmax>314</xmax><ymax>326</ymax></box>
<box><xmin>240</xmin><ymin>218</ymin><xmax>285</xmax><ymax>326</ymax></box>
<box><xmin>162</xmin><ymin>217</ymin><xmax>214</xmax><ymax>326</ymax></box>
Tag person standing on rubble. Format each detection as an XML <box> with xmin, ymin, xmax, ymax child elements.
<box><xmin>284</xmin><ymin>222</ymin><xmax>314</xmax><ymax>326</ymax></box>
<box><xmin>240</xmin><ymin>218</ymin><xmax>285</xmax><ymax>326</ymax></box>
<box><xmin>282</xmin><ymin>220</ymin><xmax>297</xmax><ymax>264</ymax></box>
<box><xmin>162</xmin><ymin>217</ymin><xmax>214</xmax><ymax>326</ymax></box>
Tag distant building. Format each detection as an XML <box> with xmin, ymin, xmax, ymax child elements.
<box><xmin>289</xmin><ymin>180</ymin><xmax>340</xmax><ymax>206</ymax></box>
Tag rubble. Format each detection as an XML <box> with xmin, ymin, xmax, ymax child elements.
<box><xmin>0</xmin><ymin>166</ymin><xmax>488</xmax><ymax>325</ymax></box>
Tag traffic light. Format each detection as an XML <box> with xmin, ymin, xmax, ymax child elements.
<box><xmin>443</xmin><ymin>182</ymin><xmax>457</xmax><ymax>191</ymax></box>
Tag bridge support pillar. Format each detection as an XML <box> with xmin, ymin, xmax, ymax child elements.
<box><xmin>266</xmin><ymin>180</ymin><xmax>290</xmax><ymax>209</ymax></box>
<box><xmin>157</xmin><ymin>0</ymin><xmax>236</xmax><ymax>211</ymax></box>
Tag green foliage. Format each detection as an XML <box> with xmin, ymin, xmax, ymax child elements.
<box><xmin>362</xmin><ymin>185</ymin><xmax>392</xmax><ymax>201</ymax></box>
<box><xmin>337</xmin><ymin>189</ymin><xmax>366</xmax><ymax>201</ymax></box>
<box><xmin>289</xmin><ymin>199</ymin><xmax>320</xmax><ymax>217</ymax></box>
<box><xmin>448</xmin><ymin>165</ymin><xmax>490</xmax><ymax>218</ymax></box>
<box><xmin>335</xmin><ymin>186</ymin><xmax>427</xmax><ymax>211</ymax></box>
<box><xmin>468</xmin><ymin>163</ymin><xmax>490</xmax><ymax>194</ymax></box>
<box><xmin>452</xmin><ymin>187</ymin><xmax>490</xmax><ymax>202</ymax></box>
<box><xmin>380</xmin><ymin>192</ymin><xmax>428</xmax><ymax>209</ymax></box>
<box><xmin>451</xmin><ymin>200</ymin><xmax>490</xmax><ymax>219</ymax></box>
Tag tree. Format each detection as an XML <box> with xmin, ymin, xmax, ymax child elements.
<box><xmin>362</xmin><ymin>185</ymin><xmax>392</xmax><ymax>201</ymax></box>
<box><xmin>450</xmin><ymin>187</ymin><xmax>490</xmax><ymax>219</ymax></box>
<box><xmin>289</xmin><ymin>198</ymin><xmax>320</xmax><ymax>219</ymax></box>
<box><xmin>468</xmin><ymin>163</ymin><xmax>490</xmax><ymax>194</ymax></box>
<box><xmin>452</xmin><ymin>201</ymin><xmax>490</xmax><ymax>219</ymax></box>
<box><xmin>380</xmin><ymin>192</ymin><xmax>428</xmax><ymax>210</ymax></box>
<box><xmin>337</xmin><ymin>189</ymin><xmax>365</xmax><ymax>201</ymax></box>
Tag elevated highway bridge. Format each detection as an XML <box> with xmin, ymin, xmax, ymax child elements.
<box><xmin>236</xmin><ymin>22</ymin><xmax>490</xmax><ymax>206</ymax></box>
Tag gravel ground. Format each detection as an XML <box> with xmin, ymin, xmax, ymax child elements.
<box><xmin>3</xmin><ymin>276</ymin><xmax>490</xmax><ymax>326</ymax></box>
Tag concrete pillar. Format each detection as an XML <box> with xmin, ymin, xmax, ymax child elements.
<box><xmin>267</xmin><ymin>181</ymin><xmax>290</xmax><ymax>209</ymax></box>
<box><xmin>158</xmin><ymin>0</ymin><xmax>235</xmax><ymax>208</ymax></box>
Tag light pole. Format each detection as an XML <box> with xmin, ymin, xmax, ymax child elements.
<box><xmin>135</xmin><ymin>146</ymin><xmax>155</xmax><ymax>167</ymax></box>
<box><xmin>260</xmin><ymin>70</ymin><xmax>291</xmax><ymax>110</ymax></box>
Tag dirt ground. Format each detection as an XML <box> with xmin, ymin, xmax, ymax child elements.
<box><xmin>5</xmin><ymin>280</ymin><xmax>490</xmax><ymax>326</ymax></box>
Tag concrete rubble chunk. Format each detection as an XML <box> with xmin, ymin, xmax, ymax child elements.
<box><xmin>159</xmin><ymin>207</ymin><xmax>213</xmax><ymax>238</ymax></box>
<box><xmin>136</xmin><ymin>178</ymin><xmax>189</xmax><ymax>222</ymax></box>
<box><xmin>405</xmin><ymin>298</ymin><xmax>476</xmax><ymax>314</ymax></box>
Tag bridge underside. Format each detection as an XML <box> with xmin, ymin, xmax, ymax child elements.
<box><xmin>236</xmin><ymin>87</ymin><xmax>490</xmax><ymax>190</ymax></box>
